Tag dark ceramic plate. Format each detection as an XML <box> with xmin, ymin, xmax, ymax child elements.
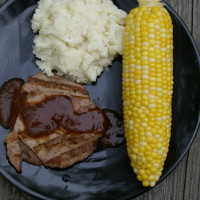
<box><xmin>0</xmin><ymin>0</ymin><xmax>200</xmax><ymax>200</ymax></box>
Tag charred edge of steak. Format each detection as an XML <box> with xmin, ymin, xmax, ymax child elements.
<box><xmin>0</xmin><ymin>78</ymin><xmax>24</xmax><ymax>129</ymax></box>
<box><xmin>27</xmin><ymin>74</ymin><xmax>88</xmax><ymax>96</ymax></box>
<box><xmin>6</xmin><ymin>132</ymin><xmax>22</xmax><ymax>172</ymax></box>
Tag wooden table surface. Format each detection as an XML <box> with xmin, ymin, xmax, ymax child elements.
<box><xmin>0</xmin><ymin>0</ymin><xmax>199</xmax><ymax>200</ymax></box>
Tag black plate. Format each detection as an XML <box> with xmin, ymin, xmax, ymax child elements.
<box><xmin>0</xmin><ymin>0</ymin><xmax>200</xmax><ymax>199</ymax></box>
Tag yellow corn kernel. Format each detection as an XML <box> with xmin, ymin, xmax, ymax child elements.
<box><xmin>122</xmin><ymin>0</ymin><xmax>173</xmax><ymax>187</ymax></box>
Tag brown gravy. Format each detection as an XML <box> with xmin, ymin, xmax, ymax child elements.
<box><xmin>0</xmin><ymin>78</ymin><xmax>125</xmax><ymax>147</ymax></box>
<box><xmin>20</xmin><ymin>95</ymin><xmax>110</xmax><ymax>137</ymax></box>
<box><xmin>102</xmin><ymin>109</ymin><xmax>124</xmax><ymax>147</ymax></box>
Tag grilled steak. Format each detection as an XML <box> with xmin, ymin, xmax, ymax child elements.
<box><xmin>5</xmin><ymin>73</ymin><xmax>108</xmax><ymax>172</ymax></box>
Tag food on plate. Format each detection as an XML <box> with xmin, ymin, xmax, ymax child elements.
<box><xmin>0</xmin><ymin>78</ymin><xmax>24</xmax><ymax>129</ymax></box>
<box><xmin>1</xmin><ymin>73</ymin><xmax>124</xmax><ymax>172</ymax></box>
<box><xmin>31</xmin><ymin>0</ymin><xmax>127</xmax><ymax>83</ymax></box>
<box><xmin>5</xmin><ymin>73</ymin><xmax>107</xmax><ymax>172</ymax></box>
<box><xmin>122</xmin><ymin>0</ymin><xmax>173</xmax><ymax>187</ymax></box>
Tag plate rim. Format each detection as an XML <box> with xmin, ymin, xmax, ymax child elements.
<box><xmin>0</xmin><ymin>0</ymin><xmax>200</xmax><ymax>200</ymax></box>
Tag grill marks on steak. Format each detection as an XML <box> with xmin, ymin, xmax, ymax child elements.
<box><xmin>18</xmin><ymin>132</ymin><xmax>101</xmax><ymax>169</ymax></box>
<box><xmin>33</xmin><ymin>133</ymin><xmax>101</xmax><ymax>168</ymax></box>
<box><xmin>5</xmin><ymin>73</ymin><xmax>107</xmax><ymax>172</ymax></box>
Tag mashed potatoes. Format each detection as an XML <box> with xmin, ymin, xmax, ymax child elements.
<box><xmin>32</xmin><ymin>0</ymin><xmax>127</xmax><ymax>83</ymax></box>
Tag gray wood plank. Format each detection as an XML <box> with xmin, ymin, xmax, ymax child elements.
<box><xmin>166</xmin><ymin>0</ymin><xmax>193</xmax><ymax>31</ymax></box>
<box><xmin>181</xmin><ymin>0</ymin><xmax>200</xmax><ymax>200</ymax></box>
<box><xmin>183</xmin><ymin>1</ymin><xmax>200</xmax><ymax>196</ymax></box>
<box><xmin>0</xmin><ymin>0</ymin><xmax>5</xmax><ymax>6</ymax></box>
<box><xmin>0</xmin><ymin>175</ymin><xmax>38</xmax><ymax>200</ymax></box>
<box><xmin>192</xmin><ymin>0</ymin><xmax>200</xmax><ymax>47</ymax></box>
<box><xmin>184</xmin><ymin>134</ymin><xmax>200</xmax><ymax>200</ymax></box>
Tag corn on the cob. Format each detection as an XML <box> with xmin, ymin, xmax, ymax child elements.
<box><xmin>122</xmin><ymin>0</ymin><xmax>173</xmax><ymax>187</ymax></box>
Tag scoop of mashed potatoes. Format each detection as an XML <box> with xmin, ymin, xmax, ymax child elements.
<box><xmin>31</xmin><ymin>0</ymin><xmax>127</xmax><ymax>83</ymax></box>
